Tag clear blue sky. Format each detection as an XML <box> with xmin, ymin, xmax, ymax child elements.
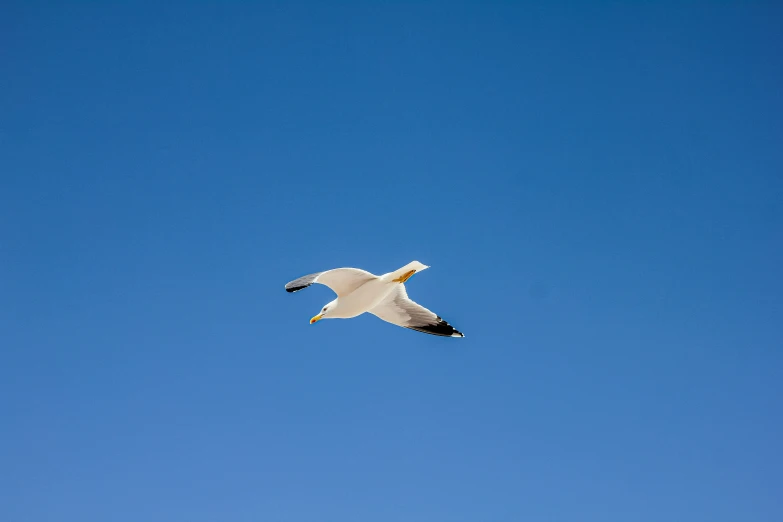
<box><xmin>2</xmin><ymin>2</ymin><xmax>782</xmax><ymax>521</ymax></box>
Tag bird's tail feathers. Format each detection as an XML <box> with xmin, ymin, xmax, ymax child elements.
<box><xmin>387</xmin><ymin>260</ymin><xmax>429</xmax><ymax>282</ymax></box>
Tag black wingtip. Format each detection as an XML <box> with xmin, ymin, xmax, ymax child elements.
<box><xmin>284</xmin><ymin>272</ymin><xmax>321</xmax><ymax>293</ymax></box>
<box><xmin>406</xmin><ymin>316</ymin><xmax>464</xmax><ymax>338</ymax></box>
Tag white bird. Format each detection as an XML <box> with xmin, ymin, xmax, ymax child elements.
<box><xmin>285</xmin><ymin>261</ymin><xmax>465</xmax><ymax>337</ymax></box>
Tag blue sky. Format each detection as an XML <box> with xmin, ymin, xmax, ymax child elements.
<box><xmin>1</xmin><ymin>2</ymin><xmax>781</xmax><ymax>521</ymax></box>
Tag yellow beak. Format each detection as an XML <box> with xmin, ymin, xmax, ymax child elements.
<box><xmin>310</xmin><ymin>314</ymin><xmax>324</xmax><ymax>324</ymax></box>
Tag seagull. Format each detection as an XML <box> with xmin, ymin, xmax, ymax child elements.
<box><xmin>285</xmin><ymin>261</ymin><xmax>464</xmax><ymax>337</ymax></box>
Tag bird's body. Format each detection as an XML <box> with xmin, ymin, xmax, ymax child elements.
<box><xmin>325</xmin><ymin>276</ymin><xmax>395</xmax><ymax>318</ymax></box>
<box><xmin>285</xmin><ymin>260</ymin><xmax>464</xmax><ymax>337</ymax></box>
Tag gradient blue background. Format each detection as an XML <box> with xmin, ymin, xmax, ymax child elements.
<box><xmin>2</xmin><ymin>2</ymin><xmax>782</xmax><ymax>521</ymax></box>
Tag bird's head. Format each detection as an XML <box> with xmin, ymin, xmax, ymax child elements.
<box><xmin>310</xmin><ymin>300</ymin><xmax>337</xmax><ymax>324</ymax></box>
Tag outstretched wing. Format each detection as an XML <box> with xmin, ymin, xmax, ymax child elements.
<box><xmin>285</xmin><ymin>268</ymin><xmax>377</xmax><ymax>297</ymax></box>
<box><xmin>368</xmin><ymin>285</ymin><xmax>464</xmax><ymax>338</ymax></box>
<box><xmin>285</xmin><ymin>272</ymin><xmax>323</xmax><ymax>293</ymax></box>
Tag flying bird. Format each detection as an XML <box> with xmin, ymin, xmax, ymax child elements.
<box><xmin>285</xmin><ymin>261</ymin><xmax>464</xmax><ymax>337</ymax></box>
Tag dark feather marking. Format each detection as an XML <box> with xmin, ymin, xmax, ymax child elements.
<box><xmin>405</xmin><ymin>316</ymin><xmax>464</xmax><ymax>337</ymax></box>
<box><xmin>285</xmin><ymin>272</ymin><xmax>321</xmax><ymax>293</ymax></box>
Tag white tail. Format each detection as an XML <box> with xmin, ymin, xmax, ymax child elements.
<box><xmin>386</xmin><ymin>260</ymin><xmax>429</xmax><ymax>282</ymax></box>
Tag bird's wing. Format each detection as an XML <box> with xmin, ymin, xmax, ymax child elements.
<box><xmin>368</xmin><ymin>284</ymin><xmax>464</xmax><ymax>337</ymax></box>
<box><xmin>285</xmin><ymin>268</ymin><xmax>377</xmax><ymax>297</ymax></box>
